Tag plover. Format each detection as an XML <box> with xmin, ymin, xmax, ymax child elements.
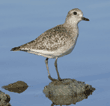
<box><xmin>11</xmin><ymin>8</ymin><xmax>89</xmax><ymax>81</ymax></box>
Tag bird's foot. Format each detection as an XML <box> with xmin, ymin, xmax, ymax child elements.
<box><xmin>58</xmin><ymin>77</ymin><xmax>63</xmax><ymax>81</ymax></box>
<box><xmin>48</xmin><ymin>75</ymin><xmax>63</xmax><ymax>81</ymax></box>
<box><xmin>48</xmin><ymin>75</ymin><xmax>57</xmax><ymax>81</ymax></box>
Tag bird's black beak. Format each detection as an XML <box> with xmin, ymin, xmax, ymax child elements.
<box><xmin>82</xmin><ymin>17</ymin><xmax>89</xmax><ymax>21</ymax></box>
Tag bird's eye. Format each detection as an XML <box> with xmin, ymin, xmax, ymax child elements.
<box><xmin>73</xmin><ymin>12</ymin><xmax>77</xmax><ymax>15</ymax></box>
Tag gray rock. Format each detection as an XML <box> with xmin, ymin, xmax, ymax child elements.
<box><xmin>43</xmin><ymin>78</ymin><xmax>95</xmax><ymax>106</ymax></box>
<box><xmin>0</xmin><ymin>90</ymin><xmax>11</xmax><ymax>106</ymax></box>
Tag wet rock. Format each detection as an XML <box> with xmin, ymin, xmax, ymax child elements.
<box><xmin>43</xmin><ymin>78</ymin><xmax>95</xmax><ymax>106</ymax></box>
<box><xmin>0</xmin><ymin>90</ymin><xmax>11</xmax><ymax>106</ymax></box>
<box><xmin>2</xmin><ymin>81</ymin><xmax>28</xmax><ymax>93</ymax></box>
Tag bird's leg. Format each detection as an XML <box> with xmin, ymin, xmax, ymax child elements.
<box><xmin>54</xmin><ymin>57</ymin><xmax>62</xmax><ymax>81</ymax></box>
<box><xmin>45</xmin><ymin>58</ymin><xmax>57</xmax><ymax>81</ymax></box>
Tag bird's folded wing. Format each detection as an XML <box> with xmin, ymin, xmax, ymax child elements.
<box><xmin>11</xmin><ymin>25</ymin><xmax>73</xmax><ymax>52</ymax></box>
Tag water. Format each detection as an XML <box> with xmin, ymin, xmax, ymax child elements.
<box><xmin>0</xmin><ymin>0</ymin><xmax>110</xmax><ymax>106</ymax></box>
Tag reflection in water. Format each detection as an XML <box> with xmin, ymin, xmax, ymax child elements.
<box><xmin>1</xmin><ymin>81</ymin><xmax>28</xmax><ymax>106</ymax></box>
<box><xmin>43</xmin><ymin>78</ymin><xmax>95</xmax><ymax>106</ymax></box>
<box><xmin>0</xmin><ymin>90</ymin><xmax>11</xmax><ymax>106</ymax></box>
<box><xmin>2</xmin><ymin>81</ymin><xmax>28</xmax><ymax>93</ymax></box>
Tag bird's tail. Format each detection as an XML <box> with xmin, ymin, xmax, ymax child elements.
<box><xmin>11</xmin><ymin>46</ymin><xmax>20</xmax><ymax>51</ymax></box>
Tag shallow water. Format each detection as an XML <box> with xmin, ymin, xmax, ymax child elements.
<box><xmin>0</xmin><ymin>0</ymin><xmax>110</xmax><ymax>106</ymax></box>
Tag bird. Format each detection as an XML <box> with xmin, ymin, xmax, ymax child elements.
<box><xmin>11</xmin><ymin>8</ymin><xmax>89</xmax><ymax>81</ymax></box>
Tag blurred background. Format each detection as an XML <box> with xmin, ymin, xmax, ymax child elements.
<box><xmin>0</xmin><ymin>0</ymin><xmax>110</xmax><ymax>106</ymax></box>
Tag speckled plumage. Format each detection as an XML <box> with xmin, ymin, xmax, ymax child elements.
<box><xmin>20</xmin><ymin>25</ymin><xmax>75</xmax><ymax>51</ymax></box>
<box><xmin>11</xmin><ymin>8</ymin><xmax>86</xmax><ymax>58</ymax></box>
<box><xmin>11</xmin><ymin>8</ymin><xmax>89</xmax><ymax>59</ymax></box>
<box><xmin>11</xmin><ymin>8</ymin><xmax>89</xmax><ymax>81</ymax></box>
<box><xmin>14</xmin><ymin>24</ymin><xmax>78</xmax><ymax>58</ymax></box>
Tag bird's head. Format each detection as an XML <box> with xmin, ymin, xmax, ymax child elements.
<box><xmin>65</xmin><ymin>8</ymin><xmax>89</xmax><ymax>25</ymax></box>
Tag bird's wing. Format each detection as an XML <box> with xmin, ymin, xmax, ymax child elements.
<box><xmin>12</xmin><ymin>25</ymin><xmax>73</xmax><ymax>51</ymax></box>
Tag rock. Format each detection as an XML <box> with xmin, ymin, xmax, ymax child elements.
<box><xmin>43</xmin><ymin>78</ymin><xmax>95</xmax><ymax>106</ymax></box>
<box><xmin>0</xmin><ymin>90</ymin><xmax>11</xmax><ymax>106</ymax></box>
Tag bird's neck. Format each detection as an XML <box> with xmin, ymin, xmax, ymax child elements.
<box><xmin>63</xmin><ymin>22</ymin><xmax>79</xmax><ymax>34</ymax></box>
<box><xmin>65</xmin><ymin>16</ymin><xmax>80</xmax><ymax>25</ymax></box>
<box><xmin>64</xmin><ymin>18</ymin><xmax>79</xmax><ymax>29</ymax></box>
<box><xmin>63</xmin><ymin>21</ymin><xmax>79</xmax><ymax>38</ymax></box>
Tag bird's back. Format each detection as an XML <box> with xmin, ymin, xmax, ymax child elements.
<box><xmin>11</xmin><ymin>24</ymin><xmax>78</xmax><ymax>58</ymax></box>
